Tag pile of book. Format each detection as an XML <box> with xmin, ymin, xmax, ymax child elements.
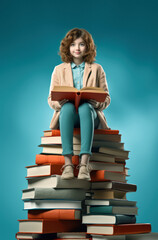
<box><xmin>16</xmin><ymin>128</ymin><xmax>154</xmax><ymax>240</ymax></box>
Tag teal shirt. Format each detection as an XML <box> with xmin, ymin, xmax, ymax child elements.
<box><xmin>71</xmin><ymin>61</ymin><xmax>85</xmax><ymax>90</ymax></box>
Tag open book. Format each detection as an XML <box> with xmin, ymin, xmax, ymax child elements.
<box><xmin>51</xmin><ymin>86</ymin><xmax>108</xmax><ymax>112</ymax></box>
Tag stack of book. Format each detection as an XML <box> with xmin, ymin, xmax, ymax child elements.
<box><xmin>80</xmin><ymin>130</ymin><xmax>151</xmax><ymax>239</ymax></box>
<box><xmin>16</xmin><ymin>128</ymin><xmax>152</xmax><ymax>240</ymax></box>
<box><xmin>16</xmin><ymin>128</ymin><xmax>92</xmax><ymax>240</ymax></box>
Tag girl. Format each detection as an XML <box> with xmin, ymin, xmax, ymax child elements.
<box><xmin>48</xmin><ymin>28</ymin><xmax>110</xmax><ymax>180</ymax></box>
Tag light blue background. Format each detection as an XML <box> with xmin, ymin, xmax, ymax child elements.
<box><xmin>1</xmin><ymin>0</ymin><xmax>158</xmax><ymax>238</ymax></box>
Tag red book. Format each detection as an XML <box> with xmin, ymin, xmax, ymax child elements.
<box><xmin>28</xmin><ymin>209</ymin><xmax>81</xmax><ymax>220</ymax></box>
<box><xmin>18</xmin><ymin>219</ymin><xmax>85</xmax><ymax>234</ymax></box>
<box><xmin>35</xmin><ymin>155</ymin><xmax>79</xmax><ymax>165</ymax></box>
<box><xmin>51</xmin><ymin>86</ymin><xmax>107</xmax><ymax>112</ymax></box>
<box><xmin>44</xmin><ymin>128</ymin><xmax>119</xmax><ymax>137</ymax></box>
<box><xmin>87</xmin><ymin>223</ymin><xmax>151</xmax><ymax>235</ymax></box>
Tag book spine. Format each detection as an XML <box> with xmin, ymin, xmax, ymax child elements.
<box><xmin>115</xmin><ymin>215</ymin><xmax>136</xmax><ymax>224</ymax></box>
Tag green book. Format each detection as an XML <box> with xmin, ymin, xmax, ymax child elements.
<box><xmin>89</xmin><ymin>205</ymin><xmax>138</xmax><ymax>215</ymax></box>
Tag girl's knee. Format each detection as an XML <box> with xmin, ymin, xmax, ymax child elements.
<box><xmin>60</xmin><ymin>102</ymin><xmax>76</xmax><ymax>114</ymax></box>
<box><xmin>78</xmin><ymin>102</ymin><xmax>93</xmax><ymax>115</ymax></box>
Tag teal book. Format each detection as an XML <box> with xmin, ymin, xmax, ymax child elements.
<box><xmin>89</xmin><ymin>205</ymin><xmax>138</xmax><ymax>215</ymax></box>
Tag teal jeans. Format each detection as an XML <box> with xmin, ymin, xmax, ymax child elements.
<box><xmin>59</xmin><ymin>102</ymin><xmax>100</xmax><ymax>157</ymax></box>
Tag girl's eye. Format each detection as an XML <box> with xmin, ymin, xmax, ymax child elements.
<box><xmin>70</xmin><ymin>43</ymin><xmax>85</xmax><ymax>46</ymax></box>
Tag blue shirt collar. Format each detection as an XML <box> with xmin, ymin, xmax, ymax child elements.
<box><xmin>71</xmin><ymin>61</ymin><xmax>85</xmax><ymax>69</ymax></box>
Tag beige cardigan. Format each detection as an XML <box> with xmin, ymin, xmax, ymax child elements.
<box><xmin>48</xmin><ymin>62</ymin><xmax>111</xmax><ymax>129</ymax></box>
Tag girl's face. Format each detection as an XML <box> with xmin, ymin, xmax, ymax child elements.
<box><xmin>69</xmin><ymin>37</ymin><xmax>86</xmax><ymax>61</ymax></box>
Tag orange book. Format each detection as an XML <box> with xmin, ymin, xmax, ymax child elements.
<box><xmin>35</xmin><ymin>154</ymin><xmax>79</xmax><ymax>165</ymax></box>
<box><xmin>18</xmin><ymin>219</ymin><xmax>85</xmax><ymax>234</ymax></box>
<box><xmin>91</xmin><ymin>170</ymin><xmax>126</xmax><ymax>182</ymax></box>
<box><xmin>28</xmin><ymin>209</ymin><xmax>81</xmax><ymax>220</ymax></box>
<box><xmin>87</xmin><ymin>223</ymin><xmax>151</xmax><ymax>235</ymax></box>
<box><xmin>44</xmin><ymin>128</ymin><xmax>119</xmax><ymax>137</ymax></box>
<box><xmin>51</xmin><ymin>86</ymin><xmax>107</xmax><ymax>112</ymax></box>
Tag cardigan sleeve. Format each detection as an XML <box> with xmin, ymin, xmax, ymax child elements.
<box><xmin>88</xmin><ymin>65</ymin><xmax>111</xmax><ymax>111</ymax></box>
<box><xmin>48</xmin><ymin>66</ymin><xmax>62</xmax><ymax>111</ymax></box>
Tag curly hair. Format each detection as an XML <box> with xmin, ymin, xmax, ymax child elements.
<box><xmin>58</xmin><ymin>28</ymin><xmax>96</xmax><ymax>63</ymax></box>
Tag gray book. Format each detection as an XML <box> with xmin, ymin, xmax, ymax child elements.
<box><xmin>93</xmin><ymin>146</ymin><xmax>129</xmax><ymax>159</ymax></box>
<box><xmin>85</xmin><ymin>199</ymin><xmax>137</xmax><ymax>207</ymax></box>
<box><xmin>27</xmin><ymin>175</ymin><xmax>91</xmax><ymax>189</ymax></box>
<box><xmin>126</xmin><ymin>232</ymin><xmax>158</xmax><ymax>240</ymax></box>
<box><xmin>126</xmin><ymin>233</ymin><xmax>158</xmax><ymax>240</ymax></box>
<box><xmin>92</xmin><ymin>235</ymin><xmax>125</xmax><ymax>240</ymax></box>
<box><xmin>91</xmin><ymin>181</ymin><xmax>137</xmax><ymax>192</ymax></box>
<box><xmin>22</xmin><ymin>188</ymin><xmax>86</xmax><ymax>200</ymax></box>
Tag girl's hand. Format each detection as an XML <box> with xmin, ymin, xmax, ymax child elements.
<box><xmin>59</xmin><ymin>99</ymin><xmax>69</xmax><ymax>106</ymax></box>
<box><xmin>87</xmin><ymin>99</ymin><xmax>99</xmax><ymax>108</ymax></box>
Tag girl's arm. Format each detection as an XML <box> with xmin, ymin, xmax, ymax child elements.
<box><xmin>88</xmin><ymin>65</ymin><xmax>111</xmax><ymax>111</ymax></box>
<box><xmin>48</xmin><ymin>66</ymin><xmax>64</xmax><ymax>111</ymax></box>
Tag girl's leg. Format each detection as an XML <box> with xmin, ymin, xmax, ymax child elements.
<box><xmin>59</xmin><ymin>102</ymin><xmax>78</xmax><ymax>179</ymax></box>
<box><xmin>77</xmin><ymin>103</ymin><xmax>100</xmax><ymax>180</ymax></box>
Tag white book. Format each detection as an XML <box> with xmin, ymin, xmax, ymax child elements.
<box><xmin>24</xmin><ymin>200</ymin><xmax>82</xmax><ymax>210</ymax></box>
<box><xmin>26</xmin><ymin>164</ymin><xmax>52</xmax><ymax>177</ymax></box>
<box><xmin>82</xmin><ymin>215</ymin><xmax>136</xmax><ymax>224</ymax></box>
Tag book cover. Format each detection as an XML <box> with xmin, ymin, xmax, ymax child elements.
<box><xmin>51</xmin><ymin>86</ymin><xmax>107</xmax><ymax>112</ymax></box>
